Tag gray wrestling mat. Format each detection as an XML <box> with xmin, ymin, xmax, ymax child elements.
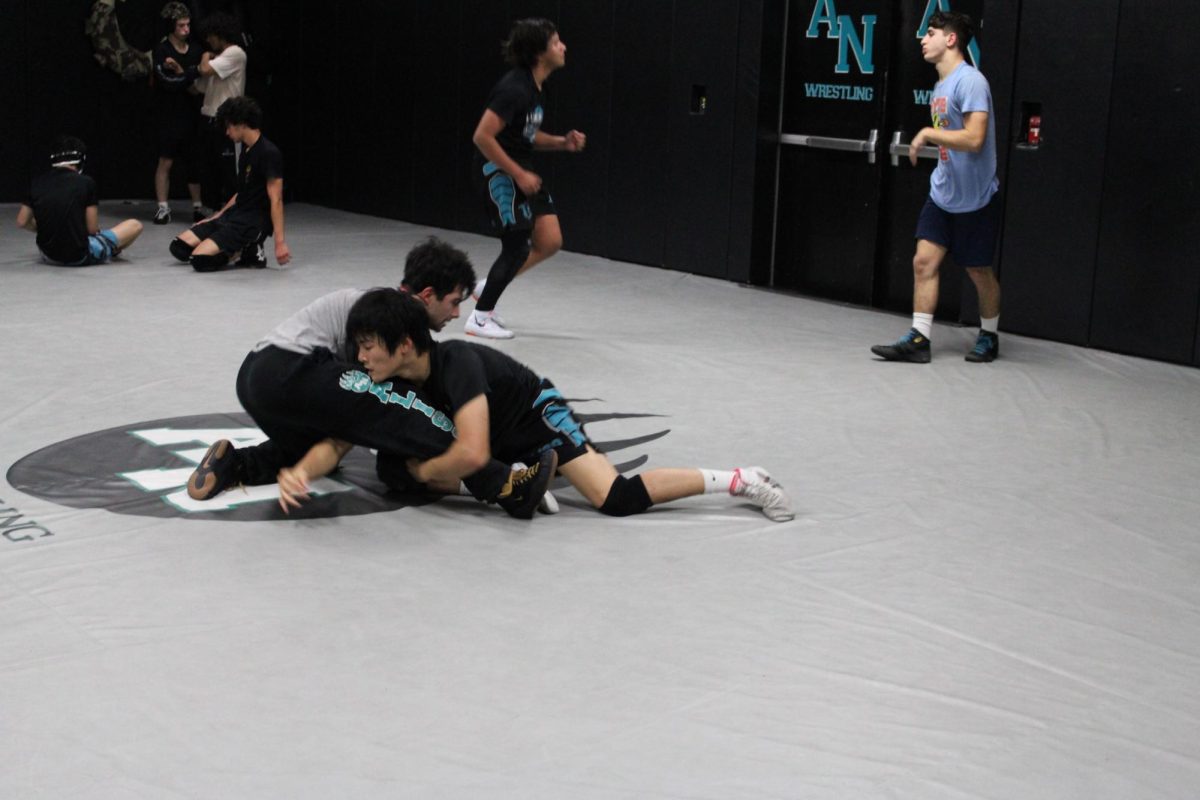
<box><xmin>2</xmin><ymin>202</ymin><xmax>1199</xmax><ymax>798</ymax></box>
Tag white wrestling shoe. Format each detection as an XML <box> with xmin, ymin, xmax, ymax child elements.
<box><xmin>466</xmin><ymin>310</ymin><xmax>514</xmax><ymax>339</ymax></box>
<box><xmin>731</xmin><ymin>466</ymin><xmax>795</xmax><ymax>522</ymax></box>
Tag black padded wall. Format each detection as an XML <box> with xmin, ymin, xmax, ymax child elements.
<box><xmin>604</xmin><ymin>0</ymin><xmax>673</xmax><ymax>267</ymax></box>
<box><xmin>663</xmin><ymin>0</ymin><xmax>741</xmax><ymax>279</ymax></box>
<box><xmin>553</xmin><ymin>1</ymin><xmax>614</xmax><ymax>257</ymax></box>
<box><xmin>0</xmin><ymin>0</ymin><xmax>29</xmax><ymax>202</ymax></box>
<box><xmin>1090</xmin><ymin>0</ymin><xmax>1200</xmax><ymax>364</ymax></box>
<box><xmin>997</xmin><ymin>0</ymin><xmax>1121</xmax><ymax>345</ymax></box>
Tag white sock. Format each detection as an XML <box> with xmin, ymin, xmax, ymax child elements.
<box><xmin>912</xmin><ymin>312</ymin><xmax>934</xmax><ymax>339</ymax></box>
<box><xmin>457</xmin><ymin>481</ymin><xmax>472</xmax><ymax>496</ymax></box>
<box><xmin>699</xmin><ymin>469</ymin><xmax>737</xmax><ymax>494</ymax></box>
<box><xmin>158</xmin><ymin>202</ymin><xmax>169</xmax><ymax>212</ymax></box>
<box><xmin>980</xmin><ymin>315</ymin><xmax>999</xmax><ymax>334</ymax></box>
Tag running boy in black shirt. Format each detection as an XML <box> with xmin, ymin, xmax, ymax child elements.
<box><xmin>16</xmin><ymin>136</ymin><xmax>143</xmax><ymax>266</ymax></box>
<box><xmin>466</xmin><ymin>17</ymin><xmax>586</xmax><ymax>339</ymax></box>
<box><xmin>168</xmin><ymin>96</ymin><xmax>291</xmax><ymax>271</ymax></box>
<box><xmin>284</xmin><ymin>290</ymin><xmax>795</xmax><ymax>522</ymax></box>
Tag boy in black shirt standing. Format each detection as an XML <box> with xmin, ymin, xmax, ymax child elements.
<box><xmin>168</xmin><ymin>96</ymin><xmax>291</xmax><ymax>272</ymax></box>
<box><xmin>151</xmin><ymin>2</ymin><xmax>204</xmax><ymax>225</ymax></box>
<box><xmin>16</xmin><ymin>136</ymin><xmax>144</xmax><ymax>266</ymax></box>
<box><xmin>466</xmin><ymin>17</ymin><xmax>586</xmax><ymax>339</ymax></box>
<box><xmin>283</xmin><ymin>290</ymin><xmax>795</xmax><ymax>523</ymax></box>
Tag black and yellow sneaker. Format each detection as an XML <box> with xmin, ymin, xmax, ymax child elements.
<box><xmin>496</xmin><ymin>449</ymin><xmax>558</xmax><ymax>519</ymax></box>
<box><xmin>965</xmin><ymin>331</ymin><xmax>999</xmax><ymax>362</ymax></box>
<box><xmin>870</xmin><ymin>328</ymin><xmax>932</xmax><ymax>363</ymax></box>
<box><xmin>187</xmin><ymin>439</ymin><xmax>244</xmax><ymax>500</ymax></box>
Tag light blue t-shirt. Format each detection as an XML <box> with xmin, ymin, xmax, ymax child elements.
<box><xmin>928</xmin><ymin>62</ymin><xmax>999</xmax><ymax>213</ymax></box>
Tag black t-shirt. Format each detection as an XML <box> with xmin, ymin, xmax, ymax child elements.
<box><xmin>26</xmin><ymin>168</ymin><xmax>96</xmax><ymax>263</ymax></box>
<box><xmin>152</xmin><ymin>38</ymin><xmax>202</xmax><ymax>118</ymax></box>
<box><xmin>475</xmin><ymin>67</ymin><xmax>545</xmax><ymax>170</ymax></box>
<box><xmin>425</xmin><ymin>340</ymin><xmax>545</xmax><ymax>455</ymax></box>
<box><xmin>224</xmin><ymin>135</ymin><xmax>283</xmax><ymax>227</ymax></box>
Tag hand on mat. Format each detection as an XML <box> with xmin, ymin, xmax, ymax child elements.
<box><xmin>275</xmin><ymin>240</ymin><xmax>291</xmax><ymax>266</ymax></box>
<box><xmin>277</xmin><ymin>465</ymin><xmax>311</xmax><ymax>513</ymax></box>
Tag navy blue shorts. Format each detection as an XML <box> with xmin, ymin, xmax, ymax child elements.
<box><xmin>478</xmin><ymin>161</ymin><xmax>556</xmax><ymax>234</ymax></box>
<box><xmin>914</xmin><ymin>194</ymin><xmax>1000</xmax><ymax>267</ymax></box>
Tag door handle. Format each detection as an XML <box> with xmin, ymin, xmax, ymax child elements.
<box><xmin>780</xmin><ymin>129</ymin><xmax>878</xmax><ymax>164</ymax></box>
<box><xmin>889</xmin><ymin>131</ymin><xmax>939</xmax><ymax>166</ymax></box>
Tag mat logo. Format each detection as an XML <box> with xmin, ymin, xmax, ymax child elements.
<box><xmin>0</xmin><ymin>498</ymin><xmax>53</xmax><ymax>544</ymax></box>
<box><xmin>917</xmin><ymin>0</ymin><xmax>983</xmax><ymax>68</ymax></box>
<box><xmin>5</xmin><ymin>413</ymin><xmax>413</xmax><ymax>523</ymax></box>
<box><xmin>806</xmin><ymin>0</ymin><xmax>877</xmax><ymax>75</ymax></box>
<box><xmin>6</xmin><ymin>409</ymin><xmax>670</xmax><ymax>526</ymax></box>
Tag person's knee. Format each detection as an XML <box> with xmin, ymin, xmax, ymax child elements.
<box><xmin>535</xmin><ymin>228</ymin><xmax>562</xmax><ymax>257</ymax></box>
<box><xmin>128</xmin><ymin>220</ymin><xmax>144</xmax><ymax>236</ymax></box>
<box><xmin>169</xmin><ymin>237</ymin><xmax>196</xmax><ymax>262</ymax></box>
<box><xmin>912</xmin><ymin>252</ymin><xmax>939</xmax><ymax>279</ymax></box>
<box><xmin>597</xmin><ymin>474</ymin><xmax>652</xmax><ymax>517</ymax></box>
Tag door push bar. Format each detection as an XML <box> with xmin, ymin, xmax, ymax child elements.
<box><xmin>780</xmin><ymin>129</ymin><xmax>878</xmax><ymax>164</ymax></box>
<box><xmin>889</xmin><ymin>131</ymin><xmax>940</xmax><ymax>166</ymax></box>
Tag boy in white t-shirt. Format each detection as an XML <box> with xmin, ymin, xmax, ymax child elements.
<box><xmin>191</xmin><ymin>12</ymin><xmax>246</xmax><ymax>211</ymax></box>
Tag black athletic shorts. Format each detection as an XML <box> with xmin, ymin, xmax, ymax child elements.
<box><xmin>157</xmin><ymin>111</ymin><xmax>201</xmax><ymax>174</ymax></box>
<box><xmin>494</xmin><ymin>378</ymin><xmax>593</xmax><ymax>467</ymax></box>
<box><xmin>477</xmin><ymin>160</ymin><xmax>556</xmax><ymax>234</ymax></box>
<box><xmin>190</xmin><ymin>216</ymin><xmax>265</xmax><ymax>255</ymax></box>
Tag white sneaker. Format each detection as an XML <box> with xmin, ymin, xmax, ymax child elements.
<box><xmin>731</xmin><ymin>466</ymin><xmax>794</xmax><ymax>522</ymax></box>
<box><xmin>466</xmin><ymin>311</ymin><xmax>514</xmax><ymax>339</ymax></box>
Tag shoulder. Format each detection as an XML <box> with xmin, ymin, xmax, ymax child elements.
<box><xmin>957</xmin><ymin>65</ymin><xmax>990</xmax><ymax>91</ymax></box>
<box><xmin>257</xmin><ymin>137</ymin><xmax>283</xmax><ymax>157</ymax></box>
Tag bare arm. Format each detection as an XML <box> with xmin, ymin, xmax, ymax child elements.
<box><xmin>277</xmin><ymin>438</ymin><xmax>353</xmax><ymax>513</ymax></box>
<box><xmin>407</xmin><ymin>395</ymin><xmax>492</xmax><ymax>485</ymax></box>
<box><xmin>910</xmin><ymin>111</ymin><xmax>988</xmax><ymax>164</ymax></box>
<box><xmin>472</xmin><ymin>109</ymin><xmax>542</xmax><ymax>196</ymax></box>
<box><xmin>16</xmin><ymin>205</ymin><xmax>36</xmax><ymax>232</ymax></box>
<box><xmin>85</xmin><ymin>205</ymin><xmax>100</xmax><ymax>235</ymax></box>
<box><xmin>197</xmin><ymin>50</ymin><xmax>216</xmax><ymax>76</ymax></box>
<box><xmin>533</xmin><ymin>129</ymin><xmax>586</xmax><ymax>152</ymax></box>
<box><xmin>266</xmin><ymin>177</ymin><xmax>290</xmax><ymax>265</ymax></box>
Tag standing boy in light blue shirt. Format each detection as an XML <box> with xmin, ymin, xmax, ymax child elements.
<box><xmin>872</xmin><ymin>11</ymin><xmax>1002</xmax><ymax>363</ymax></box>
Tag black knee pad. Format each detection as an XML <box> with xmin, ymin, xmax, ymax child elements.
<box><xmin>191</xmin><ymin>252</ymin><xmax>230</xmax><ymax>272</ymax></box>
<box><xmin>598</xmin><ymin>474</ymin><xmax>652</xmax><ymax>517</ymax></box>
<box><xmin>169</xmin><ymin>237</ymin><xmax>195</xmax><ymax>262</ymax></box>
